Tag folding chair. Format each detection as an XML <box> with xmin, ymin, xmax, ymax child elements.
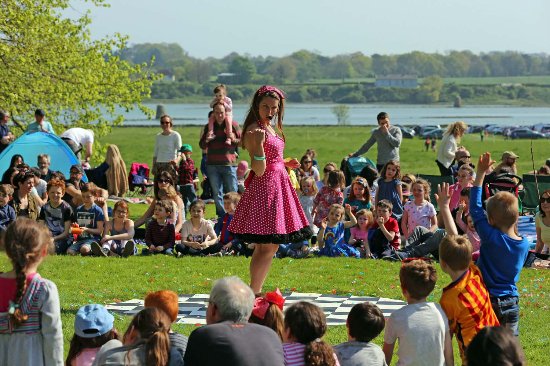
<box><xmin>416</xmin><ymin>174</ymin><xmax>455</xmax><ymax>210</ymax></box>
<box><xmin>521</xmin><ymin>174</ymin><xmax>550</xmax><ymax>214</ymax></box>
<box><xmin>128</xmin><ymin>162</ymin><xmax>154</xmax><ymax>196</ymax></box>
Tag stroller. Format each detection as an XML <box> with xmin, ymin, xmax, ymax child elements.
<box><xmin>482</xmin><ymin>171</ymin><xmax>523</xmax><ymax>209</ymax></box>
<box><xmin>340</xmin><ymin>156</ymin><xmax>377</xmax><ymax>186</ymax></box>
<box><xmin>128</xmin><ymin>162</ymin><xmax>154</xmax><ymax>196</ymax></box>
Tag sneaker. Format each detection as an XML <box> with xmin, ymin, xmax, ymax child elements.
<box><xmin>91</xmin><ymin>242</ymin><xmax>108</xmax><ymax>257</ymax></box>
<box><xmin>382</xmin><ymin>250</ymin><xmax>410</xmax><ymax>261</ymax></box>
<box><xmin>122</xmin><ymin>241</ymin><xmax>135</xmax><ymax>258</ymax></box>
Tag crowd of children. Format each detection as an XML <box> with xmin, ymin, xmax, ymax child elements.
<box><xmin>0</xmin><ymin>97</ymin><xmax>539</xmax><ymax>365</ymax></box>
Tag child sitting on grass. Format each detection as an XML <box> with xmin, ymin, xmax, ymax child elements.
<box><xmin>470</xmin><ymin>152</ymin><xmax>529</xmax><ymax>335</ymax></box>
<box><xmin>38</xmin><ymin>178</ymin><xmax>73</xmax><ymax>254</ymax></box>
<box><xmin>369</xmin><ymin>200</ymin><xmax>400</xmax><ymax>258</ymax></box>
<box><xmin>98</xmin><ymin>200</ymin><xmax>135</xmax><ymax>257</ymax></box>
<box><xmin>0</xmin><ymin>184</ymin><xmax>16</xmax><ymax>232</ymax></box>
<box><xmin>334</xmin><ymin>302</ymin><xmax>386</xmax><ymax>366</ymax></box>
<box><xmin>383</xmin><ymin>259</ymin><xmax>453</xmax><ymax>366</ymax></box>
<box><xmin>435</xmin><ymin>182</ymin><xmax>500</xmax><ymax>364</ymax></box>
<box><xmin>283</xmin><ymin>301</ymin><xmax>339</xmax><ymax>366</ymax></box>
<box><xmin>317</xmin><ymin>203</ymin><xmax>359</xmax><ymax>258</ymax></box>
<box><xmin>175</xmin><ymin>199</ymin><xmax>218</xmax><ymax>256</ymax></box>
<box><xmin>142</xmin><ymin>200</ymin><xmax>175</xmax><ymax>255</ymax></box>
<box><xmin>214</xmin><ymin>192</ymin><xmax>246</xmax><ymax>256</ymax></box>
<box><xmin>67</xmin><ymin>183</ymin><xmax>105</xmax><ymax>256</ymax></box>
<box><xmin>66</xmin><ymin>304</ymin><xmax>119</xmax><ymax>366</ymax></box>
<box><xmin>249</xmin><ymin>288</ymin><xmax>285</xmax><ymax>341</ymax></box>
<box><xmin>456</xmin><ymin>201</ymin><xmax>481</xmax><ymax>260</ymax></box>
<box><xmin>348</xmin><ymin>209</ymin><xmax>374</xmax><ymax>258</ymax></box>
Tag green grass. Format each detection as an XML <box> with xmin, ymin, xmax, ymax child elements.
<box><xmin>100</xmin><ymin>126</ymin><xmax>550</xmax><ymax>177</ymax></box>
<box><xmin>2</xmin><ymin>126</ymin><xmax>549</xmax><ymax>364</ymax></box>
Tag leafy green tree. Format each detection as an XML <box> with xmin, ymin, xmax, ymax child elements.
<box><xmin>0</xmin><ymin>0</ymin><xmax>158</xmax><ymax>157</ymax></box>
<box><xmin>416</xmin><ymin>76</ymin><xmax>444</xmax><ymax>103</ymax></box>
<box><xmin>228</xmin><ymin>56</ymin><xmax>256</xmax><ymax>84</ymax></box>
<box><xmin>332</xmin><ymin>104</ymin><xmax>350</xmax><ymax>125</ymax></box>
<box><xmin>266</xmin><ymin>58</ymin><xmax>297</xmax><ymax>83</ymax></box>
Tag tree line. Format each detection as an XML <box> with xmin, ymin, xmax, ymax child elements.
<box><xmin>119</xmin><ymin>43</ymin><xmax>550</xmax><ymax>84</ymax></box>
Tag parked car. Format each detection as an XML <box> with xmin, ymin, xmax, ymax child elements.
<box><xmin>395</xmin><ymin>125</ymin><xmax>415</xmax><ymax>139</ymax></box>
<box><xmin>417</xmin><ymin>125</ymin><xmax>441</xmax><ymax>135</ymax></box>
<box><xmin>421</xmin><ymin>128</ymin><xmax>444</xmax><ymax>139</ymax></box>
<box><xmin>510</xmin><ymin>128</ymin><xmax>547</xmax><ymax>139</ymax></box>
<box><xmin>468</xmin><ymin>125</ymin><xmax>485</xmax><ymax>133</ymax></box>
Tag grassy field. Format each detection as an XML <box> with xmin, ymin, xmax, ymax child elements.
<box><xmin>1</xmin><ymin>126</ymin><xmax>549</xmax><ymax>364</ymax></box>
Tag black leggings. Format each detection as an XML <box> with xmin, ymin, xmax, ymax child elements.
<box><xmin>436</xmin><ymin>160</ymin><xmax>453</xmax><ymax>176</ymax></box>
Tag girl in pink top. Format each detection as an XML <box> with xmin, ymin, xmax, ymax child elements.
<box><xmin>348</xmin><ymin>209</ymin><xmax>374</xmax><ymax>258</ymax></box>
<box><xmin>312</xmin><ymin>170</ymin><xmax>345</xmax><ymax>229</ymax></box>
<box><xmin>283</xmin><ymin>302</ymin><xmax>340</xmax><ymax>366</ymax></box>
<box><xmin>401</xmin><ymin>179</ymin><xmax>437</xmax><ymax>239</ymax></box>
<box><xmin>449</xmin><ymin>164</ymin><xmax>474</xmax><ymax>210</ymax></box>
<box><xmin>456</xmin><ymin>202</ymin><xmax>481</xmax><ymax>260</ymax></box>
<box><xmin>206</xmin><ymin>84</ymin><xmax>234</xmax><ymax>145</ymax></box>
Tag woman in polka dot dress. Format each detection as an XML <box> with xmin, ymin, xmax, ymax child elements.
<box><xmin>229</xmin><ymin>86</ymin><xmax>312</xmax><ymax>293</ymax></box>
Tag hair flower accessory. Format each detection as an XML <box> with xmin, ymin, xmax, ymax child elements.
<box><xmin>257</xmin><ymin>85</ymin><xmax>285</xmax><ymax>99</ymax></box>
<box><xmin>252</xmin><ymin>288</ymin><xmax>285</xmax><ymax>319</ymax></box>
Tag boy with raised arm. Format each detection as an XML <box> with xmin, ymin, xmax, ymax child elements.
<box><xmin>435</xmin><ymin>182</ymin><xmax>500</xmax><ymax>363</ymax></box>
<box><xmin>469</xmin><ymin>152</ymin><xmax>529</xmax><ymax>335</ymax></box>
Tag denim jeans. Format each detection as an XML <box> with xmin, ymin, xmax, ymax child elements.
<box><xmin>206</xmin><ymin>165</ymin><xmax>238</xmax><ymax>216</ymax></box>
<box><xmin>179</xmin><ymin>184</ymin><xmax>197</xmax><ymax>216</ymax></box>
<box><xmin>490</xmin><ymin>295</ymin><xmax>520</xmax><ymax>336</ymax></box>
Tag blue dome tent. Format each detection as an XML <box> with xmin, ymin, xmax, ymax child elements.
<box><xmin>0</xmin><ymin>132</ymin><xmax>87</xmax><ymax>182</ymax></box>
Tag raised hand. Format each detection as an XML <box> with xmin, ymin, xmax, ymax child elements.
<box><xmin>248</xmin><ymin>128</ymin><xmax>265</xmax><ymax>147</ymax></box>
<box><xmin>435</xmin><ymin>182</ymin><xmax>451</xmax><ymax>208</ymax></box>
<box><xmin>477</xmin><ymin>152</ymin><xmax>495</xmax><ymax>174</ymax></box>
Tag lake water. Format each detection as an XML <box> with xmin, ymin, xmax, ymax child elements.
<box><xmin>120</xmin><ymin>103</ymin><xmax>550</xmax><ymax>127</ymax></box>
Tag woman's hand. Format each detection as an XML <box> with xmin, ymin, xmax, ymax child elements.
<box><xmin>248</xmin><ymin>128</ymin><xmax>265</xmax><ymax>149</ymax></box>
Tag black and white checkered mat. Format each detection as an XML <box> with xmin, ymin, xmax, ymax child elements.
<box><xmin>106</xmin><ymin>292</ymin><xmax>406</xmax><ymax>326</ymax></box>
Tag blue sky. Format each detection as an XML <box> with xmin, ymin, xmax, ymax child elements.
<box><xmin>68</xmin><ymin>0</ymin><xmax>549</xmax><ymax>58</ymax></box>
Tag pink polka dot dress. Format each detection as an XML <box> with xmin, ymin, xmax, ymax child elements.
<box><xmin>229</xmin><ymin>127</ymin><xmax>312</xmax><ymax>244</ymax></box>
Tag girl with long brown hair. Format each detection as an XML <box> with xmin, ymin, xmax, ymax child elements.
<box><xmin>228</xmin><ymin>86</ymin><xmax>312</xmax><ymax>293</ymax></box>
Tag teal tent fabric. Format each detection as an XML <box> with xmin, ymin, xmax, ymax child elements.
<box><xmin>0</xmin><ymin>132</ymin><xmax>87</xmax><ymax>182</ymax></box>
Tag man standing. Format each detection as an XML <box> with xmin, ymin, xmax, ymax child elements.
<box><xmin>0</xmin><ymin>110</ymin><xmax>15</xmax><ymax>153</ymax></box>
<box><xmin>60</xmin><ymin>127</ymin><xmax>95</xmax><ymax>163</ymax></box>
<box><xmin>26</xmin><ymin>109</ymin><xmax>56</xmax><ymax>134</ymax></box>
<box><xmin>153</xmin><ymin>114</ymin><xmax>182</xmax><ymax>180</ymax></box>
<box><xmin>349</xmin><ymin>112</ymin><xmax>402</xmax><ymax>172</ymax></box>
<box><xmin>184</xmin><ymin>276</ymin><xmax>284</xmax><ymax>366</ymax></box>
<box><xmin>199</xmin><ymin>103</ymin><xmax>241</xmax><ymax>217</ymax></box>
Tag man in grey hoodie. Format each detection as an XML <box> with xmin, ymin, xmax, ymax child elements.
<box><xmin>349</xmin><ymin>112</ymin><xmax>402</xmax><ymax>172</ymax></box>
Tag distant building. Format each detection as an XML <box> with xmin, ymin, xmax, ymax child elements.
<box><xmin>158</xmin><ymin>69</ymin><xmax>176</xmax><ymax>82</ymax></box>
<box><xmin>375</xmin><ymin>75</ymin><xmax>418</xmax><ymax>89</ymax></box>
<box><xmin>217</xmin><ymin>72</ymin><xmax>236</xmax><ymax>83</ymax></box>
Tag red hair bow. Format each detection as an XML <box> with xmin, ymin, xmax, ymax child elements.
<box><xmin>252</xmin><ymin>288</ymin><xmax>285</xmax><ymax>320</ymax></box>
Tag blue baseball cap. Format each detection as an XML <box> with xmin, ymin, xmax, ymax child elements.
<box><xmin>74</xmin><ymin>304</ymin><xmax>114</xmax><ymax>338</ymax></box>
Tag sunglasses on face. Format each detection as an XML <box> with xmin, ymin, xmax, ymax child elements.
<box><xmin>541</xmin><ymin>197</ymin><xmax>550</xmax><ymax>203</ymax></box>
<box><xmin>157</xmin><ymin>179</ymin><xmax>170</xmax><ymax>184</ymax></box>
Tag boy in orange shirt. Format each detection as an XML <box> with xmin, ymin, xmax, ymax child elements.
<box><xmin>436</xmin><ymin>182</ymin><xmax>499</xmax><ymax>363</ymax></box>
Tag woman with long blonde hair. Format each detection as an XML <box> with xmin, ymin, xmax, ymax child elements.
<box><xmin>436</xmin><ymin>121</ymin><xmax>468</xmax><ymax>176</ymax></box>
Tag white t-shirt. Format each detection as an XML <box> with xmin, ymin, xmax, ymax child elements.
<box><xmin>154</xmin><ymin>131</ymin><xmax>182</xmax><ymax>163</ymax></box>
<box><xmin>60</xmin><ymin>127</ymin><xmax>94</xmax><ymax>145</ymax></box>
<box><xmin>384</xmin><ymin>302</ymin><xmax>449</xmax><ymax>366</ymax></box>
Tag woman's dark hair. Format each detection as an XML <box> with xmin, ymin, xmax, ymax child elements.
<box><xmin>284</xmin><ymin>302</ymin><xmax>336</xmax><ymax>366</ymax></box>
<box><xmin>66</xmin><ymin>330</ymin><xmax>119</xmax><ymax>366</ymax></box>
<box><xmin>123</xmin><ymin>308</ymin><xmax>172</xmax><ymax>366</ymax></box>
<box><xmin>13</xmin><ymin>171</ymin><xmax>35</xmax><ymax>188</ymax></box>
<box><xmin>241</xmin><ymin>88</ymin><xmax>285</xmax><ymax>150</ymax></box>
<box><xmin>1</xmin><ymin>218</ymin><xmax>53</xmax><ymax>327</ymax></box>
<box><xmin>9</xmin><ymin>154</ymin><xmax>24</xmax><ymax>168</ymax></box>
<box><xmin>153</xmin><ymin>170</ymin><xmax>175</xmax><ymax>199</ymax></box>
<box><xmin>539</xmin><ymin>189</ymin><xmax>550</xmax><ymax>217</ymax></box>
<box><xmin>466</xmin><ymin>326</ymin><xmax>525</xmax><ymax>366</ymax></box>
